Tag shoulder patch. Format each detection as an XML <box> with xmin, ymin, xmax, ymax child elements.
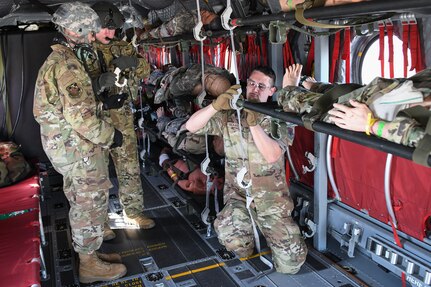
<box><xmin>66</xmin><ymin>83</ymin><xmax>82</xmax><ymax>98</ymax></box>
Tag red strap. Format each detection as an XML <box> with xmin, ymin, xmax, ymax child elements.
<box><xmin>342</xmin><ymin>28</ymin><xmax>351</xmax><ymax>83</ymax></box>
<box><xmin>402</xmin><ymin>23</ymin><xmax>409</xmax><ymax>77</ymax></box>
<box><xmin>389</xmin><ymin>219</ymin><xmax>407</xmax><ymax>287</ymax></box>
<box><xmin>305</xmin><ymin>38</ymin><xmax>315</xmax><ymax>76</ymax></box>
<box><xmin>261</xmin><ymin>34</ymin><xmax>268</xmax><ymax>66</ymax></box>
<box><xmin>330</xmin><ymin>31</ymin><xmax>341</xmax><ymax>83</ymax></box>
<box><xmin>378</xmin><ymin>24</ymin><xmax>385</xmax><ymax>78</ymax></box>
<box><xmin>255</xmin><ymin>34</ymin><xmax>261</xmax><ymax>66</ymax></box>
<box><xmin>331</xmin><ymin>137</ymin><xmax>340</xmax><ymax>158</ymax></box>
<box><xmin>285</xmin><ymin>160</ymin><xmax>291</xmax><ymax>185</ymax></box>
<box><xmin>387</xmin><ymin>23</ymin><xmax>394</xmax><ymax>78</ymax></box>
<box><xmin>283</xmin><ymin>38</ymin><xmax>294</xmax><ymax>69</ymax></box>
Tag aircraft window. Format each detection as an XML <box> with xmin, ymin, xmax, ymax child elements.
<box><xmin>360</xmin><ymin>36</ymin><xmax>416</xmax><ymax>84</ymax></box>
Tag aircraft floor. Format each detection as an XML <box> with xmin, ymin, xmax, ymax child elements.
<box><xmin>40</xmin><ymin>162</ymin><xmax>369</xmax><ymax>287</ymax></box>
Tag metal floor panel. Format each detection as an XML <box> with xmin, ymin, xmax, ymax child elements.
<box><xmin>40</xmin><ymin>163</ymin><xmax>381</xmax><ymax>287</ymax></box>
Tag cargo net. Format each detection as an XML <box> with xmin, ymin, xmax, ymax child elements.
<box><xmin>148</xmin><ymin>0</ymin><xmax>182</xmax><ymax>24</ymax></box>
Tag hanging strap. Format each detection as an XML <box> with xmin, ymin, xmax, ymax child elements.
<box><xmin>303</xmin><ymin>84</ymin><xmax>362</xmax><ymax>131</ymax></box>
<box><xmin>386</xmin><ymin>20</ymin><xmax>394</xmax><ymax>78</ymax></box>
<box><xmin>245</xmin><ymin>189</ymin><xmax>273</xmax><ymax>269</ymax></box>
<box><xmin>329</xmin><ymin>31</ymin><xmax>341</xmax><ymax>83</ymax></box>
<box><xmin>378</xmin><ymin>21</ymin><xmax>386</xmax><ymax>78</ymax></box>
<box><xmin>401</xmin><ymin>16</ymin><xmax>409</xmax><ymax>77</ymax></box>
<box><xmin>342</xmin><ymin>28</ymin><xmax>351</xmax><ymax>83</ymax></box>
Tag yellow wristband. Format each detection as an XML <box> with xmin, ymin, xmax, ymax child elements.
<box><xmin>365</xmin><ymin>112</ymin><xmax>378</xmax><ymax>136</ymax></box>
<box><xmin>170</xmin><ymin>173</ymin><xmax>177</xmax><ymax>179</ymax></box>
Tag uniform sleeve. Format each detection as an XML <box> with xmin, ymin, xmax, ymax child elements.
<box><xmin>136</xmin><ymin>57</ymin><xmax>151</xmax><ymax>79</ymax></box>
<box><xmin>384</xmin><ymin>116</ymin><xmax>425</xmax><ymax>147</ymax></box>
<box><xmin>194</xmin><ymin>111</ymin><xmax>225</xmax><ymax>136</ymax></box>
<box><xmin>277</xmin><ymin>86</ymin><xmax>322</xmax><ymax>113</ymax></box>
<box><xmin>56</xmin><ymin>64</ymin><xmax>115</xmax><ymax>147</ymax></box>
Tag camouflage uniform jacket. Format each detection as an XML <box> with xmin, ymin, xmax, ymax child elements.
<box><xmin>33</xmin><ymin>44</ymin><xmax>115</xmax><ymax>167</ymax></box>
<box><xmin>196</xmin><ymin>110</ymin><xmax>291</xmax><ymax>206</ymax></box>
<box><xmin>277</xmin><ymin>69</ymin><xmax>431</xmax><ymax>147</ymax></box>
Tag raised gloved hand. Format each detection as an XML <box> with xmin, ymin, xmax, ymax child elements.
<box><xmin>211</xmin><ymin>84</ymin><xmax>241</xmax><ymax>111</ymax></box>
<box><xmin>245</xmin><ymin>109</ymin><xmax>259</xmax><ymax>126</ymax></box>
<box><xmin>93</xmin><ymin>72</ymin><xmax>116</xmax><ymax>93</ymax></box>
<box><xmin>102</xmin><ymin>93</ymin><xmax>128</xmax><ymax>110</ymax></box>
<box><xmin>110</xmin><ymin>128</ymin><xmax>123</xmax><ymax>148</ymax></box>
<box><xmin>111</xmin><ymin>56</ymin><xmax>138</xmax><ymax>70</ymax></box>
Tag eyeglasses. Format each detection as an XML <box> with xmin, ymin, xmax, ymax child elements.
<box><xmin>246</xmin><ymin>79</ymin><xmax>271</xmax><ymax>91</ymax></box>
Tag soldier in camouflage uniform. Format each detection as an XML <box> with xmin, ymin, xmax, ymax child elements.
<box><xmin>86</xmin><ymin>2</ymin><xmax>155</xmax><ymax>233</ymax></box>
<box><xmin>277</xmin><ymin>67</ymin><xmax>431</xmax><ymax>148</ymax></box>
<box><xmin>33</xmin><ymin>2</ymin><xmax>127</xmax><ymax>283</ymax></box>
<box><xmin>185</xmin><ymin>66</ymin><xmax>307</xmax><ymax>274</ymax></box>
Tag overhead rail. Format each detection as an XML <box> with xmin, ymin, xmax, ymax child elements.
<box><xmin>241</xmin><ymin>101</ymin><xmax>431</xmax><ymax>167</ymax></box>
<box><xmin>138</xmin><ymin>27</ymin><xmax>254</xmax><ymax>45</ymax></box>
<box><xmin>233</xmin><ymin>0</ymin><xmax>431</xmax><ymax>27</ymax></box>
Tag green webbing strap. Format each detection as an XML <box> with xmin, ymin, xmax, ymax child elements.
<box><xmin>397</xmin><ymin>106</ymin><xmax>431</xmax><ymax>167</ymax></box>
<box><xmin>295</xmin><ymin>0</ymin><xmax>351</xmax><ymax>29</ymax></box>
<box><xmin>302</xmin><ymin>83</ymin><xmax>362</xmax><ymax>131</ymax></box>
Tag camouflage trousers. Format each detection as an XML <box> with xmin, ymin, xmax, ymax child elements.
<box><xmin>109</xmin><ymin>105</ymin><xmax>144</xmax><ymax>217</ymax></box>
<box><xmin>214</xmin><ymin>185</ymin><xmax>307</xmax><ymax>274</ymax></box>
<box><xmin>56</xmin><ymin>150</ymin><xmax>112</xmax><ymax>254</ymax></box>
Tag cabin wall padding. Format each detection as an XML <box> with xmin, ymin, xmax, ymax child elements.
<box><xmin>0</xmin><ymin>29</ymin><xmax>54</xmax><ymax>162</ymax></box>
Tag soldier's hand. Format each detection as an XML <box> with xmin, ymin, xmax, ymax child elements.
<box><xmin>94</xmin><ymin>72</ymin><xmax>116</xmax><ymax>93</ymax></box>
<box><xmin>245</xmin><ymin>109</ymin><xmax>258</xmax><ymax>126</ymax></box>
<box><xmin>102</xmin><ymin>93</ymin><xmax>128</xmax><ymax>110</ymax></box>
<box><xmin>211</xmin><ymin>84</ymin><xmax>241</xmax><ymax>111</ymax></box>
<box><xmin>111</xmin><ymin>56</ymin><xmax>138</xmax><ymax>70</ymax></box>
<box><xmin>110</xmin><ymin>129</ymin><xmax>123</xmax><ymax>148</ymax></box>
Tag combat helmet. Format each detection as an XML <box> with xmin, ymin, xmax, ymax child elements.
<box><xmin>92</xmin><ymin>2</ymin><xmax>125</xmax><ymax>30</ymax></box>
<box><xmin>52</xmin><ymin>2</ymin><xmax>101</xmax><ymax>39</ymax></box>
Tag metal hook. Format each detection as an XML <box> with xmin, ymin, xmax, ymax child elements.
<box><xmin>229</xmin><ymin>87</ymin><xmax>243</xmax><ymax>110</ymax></box>
<box><xmin>200</xmin><ymin>156</ymin><xmax>211</xmax><ymax>176</ymax></box>
<box><xmin>114</xmin><ymin>67</ymin><xmax>127</xmax><ymax>88</ymax></box>
<box><xmin>193</xmin><ymin>21</ymin><xmax>207</xmax><ymax>41</ymax></box>
<box><xmin>221</xmin><ymin>0</ymin><xmax>235</xmax><ymax>30</ymax></box>
<box><xmin>236</xmin><ymin>166</ymin><xmax>252</xmax><ymax>189</ymax></box>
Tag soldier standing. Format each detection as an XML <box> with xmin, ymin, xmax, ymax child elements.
<box><xmin>86</xmin><ymin>2</ymin><xmax>155</xmax><ymax>235</ymax></box>
<box><xmin>185</xmin><ymin>66</ymin><xmax>308</xmax><ymax>274</ymax></box>
<box><xmin>33</xmin><ymin>2</ymin><xmax>127</xmax><ymax>283</ymax></box>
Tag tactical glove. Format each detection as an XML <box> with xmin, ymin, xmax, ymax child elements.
<box><xmin>245</xmin><ymin>109</ymin><xmax>259</xmax><ymax>126</ymax></box>
<box><xmin>111</xmin><ymin>56</ymin><xmax>138</xmax><ymax>70</ymax></box>
<box><xmin>211</xmin><ymin>84</ymin><xmax>241</xmax><ymax>111</ymax></box>
<box><xmin>93</xmin><ymin>72</ymin><xmax>116</xmax><ymax>94</ymax></box>
<box><xmin>110</xmin><ymin>129</ymin><xmax>123</xmax><ymax>148</ymax></box>
<box><xmin>102</xmin><ymin>93</ymin><xmax>128</xmax><ymax>110</ymax></box>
